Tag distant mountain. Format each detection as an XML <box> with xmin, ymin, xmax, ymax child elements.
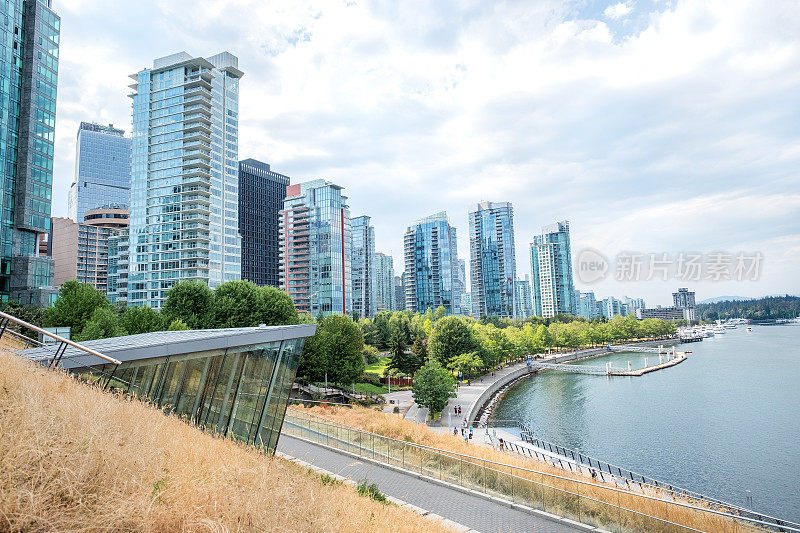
<box><xmin>697</xmin><ymin>296</ymin><xmax>754</xmax><ymax>304</ymax></box>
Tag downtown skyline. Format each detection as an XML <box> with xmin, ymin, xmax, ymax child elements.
<box><xmin>46</xmin><ymin>0</ymin><xmax>800</xmax><ymax>306</ymax></box>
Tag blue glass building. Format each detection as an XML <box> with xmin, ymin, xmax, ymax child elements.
<box><xmin>468</xmin><ymin>201</ymin><xmax>517</xmax><ymax>318</ymax></box>
<box><xmin>238</xmin><ymin>158</ymin><xmax>289</xmax><ymax>287</ymax></box>
<box><xmin>403</xmin><ymin>212</ymin><xmax>459</xmax><ymax>315</ymax></box>
<box><xmin>67</xmin><ymin>122</ymin><xmax>131</xmax><ymax>223</ymax></box>
<box><xmin>530</xmin><ymin>220</ymin><xmax>576</xmax><ymax>318</ymax></box>
<box><xmin>279</xmin><ymin>180</ymin><xmax>351</xmax><ymax>316</ymax></box>
<box><xmin>351</xmin><ymin>215</ymin><xmax>376</xmax><ymax>318</ymax></box>
<box><xmin>0</xmin><ymin>0</ymin><xmax>61</xmax><ymax>305</ymax></box>
<box><xmin>127</xmin><ymin>52</ymin><xmax>243</xmax><ymax>309</ymax></box>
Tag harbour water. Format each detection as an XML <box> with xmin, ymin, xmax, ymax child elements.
<box><xmin>490</xmin><ymin>325</ymin><xmax>800</xmax><ymax>522</ymax></box>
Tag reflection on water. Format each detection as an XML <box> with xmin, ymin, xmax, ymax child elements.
<box><xmin>491</xmin><ymin>326</ymin><xmax>800</xmax><ymax>522</ymax></box>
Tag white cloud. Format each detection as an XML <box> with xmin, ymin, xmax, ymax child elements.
<box><xmin>51</xmin><ymin>0</ymin><xmax>800</xmax><ymax>303</ymax></box>
<box><xmin>604</xmin><ymin>2</ymin><xmax>633</xmax><ymax>20</ymax></box>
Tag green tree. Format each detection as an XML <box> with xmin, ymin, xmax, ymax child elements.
<box><xmin>312</xmin><ymin>315</ymin><xmax>365</xmax><ymax>386</ymax></box>
<box><xmin>412</xmin><ymin>358</ymin><xmax>456</xmax><ymax>420</ymax></box>
<box><xmin>120</xmin><ymin>305</ymin><xmax>162</xmax><ymax>335</ymax></box>
<box><xmin>167</xmin><ymin>318</ymin><xmax>190</xmax><ymax>331</ymax></box>
<box><xmin>259</xmin><ymin>286</ymin><xmax>299</xmax><ymax>326</ymax></box>
<box><xmin>533</xmin><ymin>324</ymin><xmax>553</xmax><ymax>351</ymax></box>
<box><xmin>447</xmin><ymin>351</ymin><xmax>484</xmax><ymax>378</ymax></box>
<box><xmin>76</xmin><ymin>307</ymin><xmax>127</xmax><ymax>341</ymax></box>
<box><xmin>428</xmin><ymin>316</ymin><xmax>478</xmax><ymax>368</ymax></box>
<box><xmin>43</xmin><ymin>280</ymin><xmax>109</xmax><ymax>336</ymax></box>
<box><xmin>162</xmin><ymin>280</ymin><xmax>213</xmax><ymax>330</ymax></box>
<box><xmin>363</xmin><ymin>344</ymin><xmax>380</xmax><ymax>365</ymax></box>
<box><xmin>210</xmin><ymin>280</ymin><xmax>263</xmax><ymax>328</ymax></box>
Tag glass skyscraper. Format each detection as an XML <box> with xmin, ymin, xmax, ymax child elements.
<box><xmin>279</xmin><ymin>179</ymin><xmax>351</xmax><ymax>316</ymax></box>
<box><xmin>468</xmin><ymin>201</ymin><xmax>517</xmax><ymax>318</ymax></box>
<box><xmin>530</xmin><ymin>220</ymin><xmax>576</xmax><ymax>318</ymax></box>
<box><xmin>67</xmin><ymin>122</ymin><xmax>131</xmax><ymax>223</ymax></box>
<box><xmin>0</xmin><ymin>0</ymin><xmax>60</xmax><ymax>305</ymax></box>
<box><xmin>238</xmin><ymin>158</ymin><xmax>289</xmax><ymax>287</ymax></box>
<box><xmin>127</xmin><ymin>52</ymin><xmax>243</xmax><ymax>308</ymax></box>
<box><xmin>403</xmin><ymin>211</ymin><xmax>458</xmax><ymax>315</ymax></box>
<box><xmin>374</xmin><ymin>252</ymin><xmax>394</xmax><ymax>313</ymax></box>
<box><xmin>351</xmin><ymin>215</ymin><xmax>376</xmax><ymax>319</ymax></box>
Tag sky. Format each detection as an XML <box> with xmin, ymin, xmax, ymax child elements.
<box><xmin>51</xmin><ymin>0</ymin><xmax>800</xmax><ymax>307</ymax></box>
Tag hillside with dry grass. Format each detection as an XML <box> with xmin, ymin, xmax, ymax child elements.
<box><xmin>0</xmin><ymin>349</ymin><xmax>451</xmax><ymax>532</ymax></box>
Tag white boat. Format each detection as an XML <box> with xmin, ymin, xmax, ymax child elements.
<box><xmin>713</xmin><ymin>325</ymin><xmax>725</xmax><ymax>334</ymax></box>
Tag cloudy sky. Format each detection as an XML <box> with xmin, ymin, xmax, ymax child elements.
<box><xmin>52</xmin><ymin>0</ymin><xmax>799</xmax><ymax>306</ymax></box>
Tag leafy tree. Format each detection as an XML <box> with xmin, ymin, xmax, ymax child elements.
<box><xmin>259</xmin><ymin>286</ymin><xmax>299</xmax><ymax>326</ymax></box>
<box><xmin>433</xmin><ymin>305</ymin><xmax>447</xmax><ymax>321</ymax></box>
<box><xmin>76</xmin><ymin>307</ymin><xmax>127</xmax><ymax>341</ymax></box>
<box><xmin>387</xmin><ymin>314</ymin><xmax>410</xmax><ymax>358</ymax></box>
<box><xmin>363</xmin><ymin>344</ymin><xmax>380</xmax><ymax>365</ymax></box>
<box><xmin>43</xmin><ymin>280</ymin><xmax>109</xmax><ymax>336</ymax></box>
<box><xmin>120</xmin><ymin>305</ymin><xmax>162</xmax><ymax>335</ymax></box>
<box><xmin>210</xmin><ymin>280</ymin><xmax>263</xmax><ymax>328</ymax></box>
<box><xmin>304</xmin><ymin>315</ymin><xmax>365</xmax><ymax>386</ymax></box>
<box><xmin>533</xmin><ymin>324</ymin><xmax>553</xmax><ymax>350</ymax></box>
<box><xmin>428</xmin><ymin>316</ymin><xmax>478</xmax><ymax>368</ymax></box>
<box><xmin>411</xmin><ymin>336</ymin><xmax>427</xmax><ymax>362</ymax></box>
<box><xmin>167</xmin><ymin>318</ymin><xmax>190</xmax><ymax>331</ymax></box>
<box><xmin>0</xmin><ymin>301</ymin><xmax>44</xmax><ymax>339</ymax></box>
<box><xmin>162</xmin><ymin>280</ymin><xmax>213</xmax><ymax>330</ymax></box>
<box><xmin>412</xmin><ymin>358</ymin><xmax>456</xmax><ymax>419</ymax></box>
<box><xmin>447</xmin><ymin>351</ymin><xmax>484</xmax><ymax>378</ymax></box>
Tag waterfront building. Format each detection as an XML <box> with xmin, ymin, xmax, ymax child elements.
<box><xmin>468</xmin><ymin>201</ymin><xmax>516</xmax><ymax>318</ymax></box>
<box><xmin>625</xmin><ymin>296</ymin><xmax>646</xmax><ymax>314</ymax></box>
<box><xmin>351</xmin><ymin>215</ymin><xmax>376</xmax><ymax>319</ymax></box>
<box><xmin>516</xmin><ymin>276</ymin><xmax>533</xmax><ymax>319</ymax></box>
<box><xmin>530</xmin><ymin>221</ymin><xmax>576</xmax><ymax>318</ymax></box>
<box><xmin>0</xmin><ymin>0</ymin><xmax>61</xmax><ymax>305</ymax></box>
<box><xmin>67</xmin><ymin>122</ymin><xmax>131</xmax><ymax>223</ymax></box>
<box><xmin>22</xmin><ymin>323</ymin><xmax>317</xmax><ymax>454</ymax></box>
<box><xmin>394</xmin><ymin>275</ymin><xmax>405</xmax><ymax>311</ymax></box>
<box><xmin>403</xmin><ymin>212</ymin><xmax>459</xmax><ymax>315</ymax></box>
<box><xmin>50</xmin><ymin>207</ymin><xmax>130</xmax><ymax>293</ymax></box>
<box><xmin>636</xmin><ymin>306</ymin><xmax>690</xmax><ymax>321</ymax></box>
<box><xmin>673</xmin><ymin>288</ymin><xmax>696</xmax><ymax>309</ymax></box>
<box><xmin>127</xmin><ymin>52</ymin><xmax>243</xmax><ymax>309</ymax></box>
<box><xmin>374</xmin><ymin>252</ymin><xmax>395</xmax><ymax>313</ymax></box>
<box><xmin>279</xmin><ymin>180</ymin><xmax>351</xmax><ymax>316</ymax></box>
<box><xmin>601</xmin><ymin>296</ymin><xmax>626</xmax><ymax>318</ymax></box>
<box><xmin>578</xmin><ymin>291</ymin><xmax>598</xmax><ymax>320</ymax></box>
<box><xmin>462</xmin><ymin>292</ymin><xmax>473</xmax><ymax>317</ymax></box>
<box><xmin>238</xmin><ymin>158</ymin><xmax>289</xmax><ymax>287</ymax></box>
<box><xmin>107</xmin><ymin>228</ymin><xmax>129</xmax><ymax>305</ymax></box>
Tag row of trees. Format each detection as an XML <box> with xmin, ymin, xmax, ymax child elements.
<box><xmin>697</xmin><ymin>295</ymin><xmax>800</xmax><ymax>320</ymax></box>
<box><xmin>358</xmin><ymin>310</ymin><xmax>677</xmax><ymax>380</ymax></box>
<box><xmin>42</xmin><ymin>279</ymin><xmax>300</xmax><ymax>341</ymax></box>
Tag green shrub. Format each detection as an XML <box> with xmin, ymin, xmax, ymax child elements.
<box><xmin>356</xmin><ymin>479</ymin><xmax>386</xmax><ymax>503</ymax></box>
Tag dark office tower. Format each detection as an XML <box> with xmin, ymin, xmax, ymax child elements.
<box><xmin>238</xmin><ymin>158</ymin><xmax>289</xmax><ymax>286</ymax></box>
<box><xmin>0</xmin><ymin>1</ymin><xmax>61</xmax><ymax>305</ymax></box>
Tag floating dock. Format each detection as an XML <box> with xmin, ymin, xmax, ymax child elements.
<box><xmin>608</xmin><ymin>353</ymin><xmax>688</xmax><ymax>376</ymax></box>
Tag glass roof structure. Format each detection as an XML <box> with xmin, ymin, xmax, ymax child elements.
<box><xmin>21</xmin><ymin>324</ymin><xmax>316</xmax><ymax>453</ymax></box>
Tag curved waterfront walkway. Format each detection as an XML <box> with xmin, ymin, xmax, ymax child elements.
<box><xmin>277</xmin><ymin>433</ymin><xmax>586</xmax><ymax>533</ymax></box>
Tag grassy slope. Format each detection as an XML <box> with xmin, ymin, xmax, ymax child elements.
<box><xmin>0</xmin><ymin>349</ymin><xmax>451</xmax><ymax>532</ymax></box>
<box><xmin>364</xmin><ymin>356</ymin><xmax>390</xmax><ymax>375</ymax></box>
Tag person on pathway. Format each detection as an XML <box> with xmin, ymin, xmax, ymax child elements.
<box><xmin>463</xmin><ymin>431</ymin><xmax>469</xmax><ymax>443</ymax></box>
<box><xmin>453</xmin><ymin>405</ymin><xmax>458</xmax><ymax>415</ymax></box>
<box><xmin>453</xmin><ymin>427</ymin><xmax>458</xmax><ymax>436</ymax></box>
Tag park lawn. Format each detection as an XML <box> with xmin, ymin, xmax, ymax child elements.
<box><xmin>364</xmin><ymin>355</ymin><xmax>390</xmax><ymax>375</ymax></box>
<box><xmin>353</xmin><ymin>382</ymin><xmax>390</xmax><ymax>395</ymax></box>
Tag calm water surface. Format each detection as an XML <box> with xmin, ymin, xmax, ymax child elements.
<box><xmin>491</xmin><ymin>325</ymin><xmax>800</xmax><ymax>522</ymax></box>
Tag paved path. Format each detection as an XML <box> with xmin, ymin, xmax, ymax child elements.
<box><xmin>277</xmin><ymin>433</ymin><xmax>583</xmax><ymax>533</ymax></box>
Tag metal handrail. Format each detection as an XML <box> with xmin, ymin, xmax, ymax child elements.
<box><xmin>286</xmin><ymin>407</ymin><xmax>800</xmax><ymax>532</ymax></box>
<box><xmin>0</xmin><ymin>310</ymin><xmax>121</xmax><ymax>365</ymax></box>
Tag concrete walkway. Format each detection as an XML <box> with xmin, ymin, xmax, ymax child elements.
<box><xmin>277</xmin><ymin>433</ymin><xmax>585</xmax><ymax>533</ymax></box>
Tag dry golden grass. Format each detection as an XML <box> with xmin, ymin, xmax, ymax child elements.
<box><xmin>293</xmin><ymin>405</ymin><xmax>763</xmax><ymax>533</ymax></box>
<box><xmin>0</xmin><ymin>349</ymin><xmax>453</xmax><ymax>532</ymax></box>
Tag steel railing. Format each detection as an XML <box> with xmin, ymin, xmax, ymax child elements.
<box><xmin>0</xmin><ymin>310</ymin><xmax>120</xmax><ymax>369</ymax></box>
<box><xmin>282</xmin><ymin>408</ymin><xmax>799</xmax><ymax>533</ymax></box>
<box><xmin>487</xmin><ymin>417</ymin><xmax>794</xmax><ymax>531</ymax></box>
